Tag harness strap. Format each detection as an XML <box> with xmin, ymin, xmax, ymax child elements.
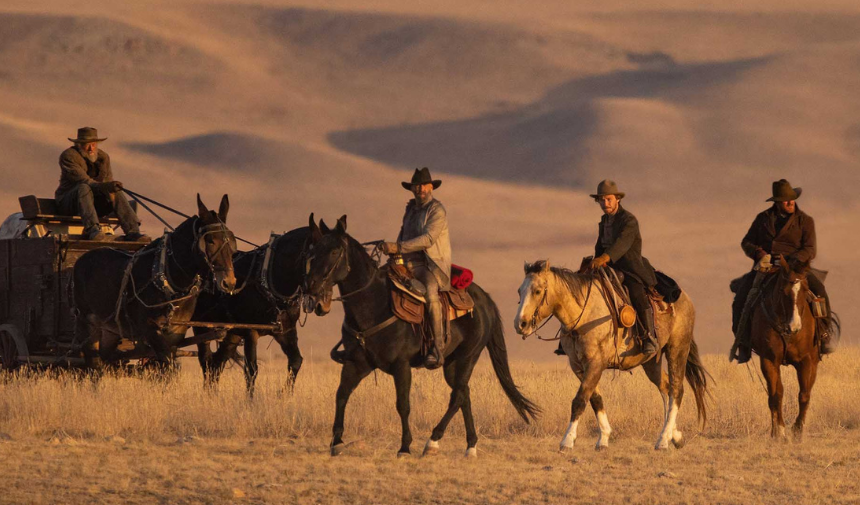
<box><xmin>342</xmin><ymin>315</ymin><xmax>399</xmax><ymax>341</ymax></box>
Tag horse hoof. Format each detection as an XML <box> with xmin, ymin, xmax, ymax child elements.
<box><xmin>559</xmin><ymin>445</ymin><xmax>574</xmax><ymax>454</ymax></box>
<box><xmin>654</xmin><ymin>443</ymin><xmax>670</xmax><ymax>451</ymax></box>
<box><xmin>465</xmin><ymin>447</ymin><xmax>477</xmax><ymax>459</ymax></box>
<box><xmin>397</xmin><ymin>451</ymin><xmax>411</xmax><ymax>459</ymax></box>
<box><xmin>330</xmin><ymin>443</ymin><xmax>346</xmax><ymax>456</ymax></box>
<box><xmin>423</xmin><ymin>439</ymin><xmax>440</xmax><ymax>457</ymax></box>
<box><xmin>671</xmin><ymin>437</ymin><xmax>686</xmax><ymax>449</ymax></box>
<box><xmin>595</xmin><ymin>444</ymin><xmax>609</xmax><ymax>452</ymax></box>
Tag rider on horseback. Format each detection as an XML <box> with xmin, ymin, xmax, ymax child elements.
<box><xmin>586</xmin><ymin>180</ymin><xmax>659</xmax><ymax>356</ymax></box>
<box><xmin>731</xmin><ymin>179</ymin><xmax>834</xmax><ymax>363</ymax></box>
<box><xmin>381</xmin><ymin>168</ymin><xmax>452</xmax><ymax>370</ymax></box>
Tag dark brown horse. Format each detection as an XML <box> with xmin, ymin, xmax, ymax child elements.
<box><xmin>750</xmin><ymin>257</ymin><xmax>819</xmax><ymax>440</ymax></box>
<box><xmin>193</xmin><ymin>225</ymin><xmax>312</xmax><ymax>395</ymax></box>
<box><xmin>73</xmin><ymin>195</ymin><xmax>236</xmax><ymax>369</ymax></box>
<box><xmin>303</xmin><ymin>216</ymin><xmax>539</xmax><ymax>458</ymax></box>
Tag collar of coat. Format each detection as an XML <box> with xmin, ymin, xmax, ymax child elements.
<box><xmin>407</xmin><ymin>197</ymin><xmax>437</xmax><ymax>210</ymax></box>
<box><xmin>763</xmin><ymin>204</ymin><xmax>806</xmax><ymax>236</ymax></box>
<box><xmin>600</xmin><ymin>204</ymin><xmax>628</xmax><ymax>224</ymax></box>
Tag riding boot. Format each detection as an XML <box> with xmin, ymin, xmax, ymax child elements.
<box><xmin>817</xmin><ymin>317</ymin><xmax>836</xmax><ymax>355</ymax></box>
<box><xmin>554</xmin><ymin>342</ymin><xmax>566</xmax><ymax>356</ymax></box>
<box><xmin>424</xmin><ymin>300</ymin><xmax>445</xmax><ymax>370</ymax></box>
<box><xmin>640</xmin><ymin>307</ymin><xmax>658</xmax><ymax>356</ymax></box>
<box><xmin>733</xmin><ymin>291</ymin><xmax>760</xmax><ymax>364</ymax></box>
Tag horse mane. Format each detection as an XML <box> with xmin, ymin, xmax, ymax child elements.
<box><xmin>525</xmin><ymin>260</ymin><xmax>586</xmax><ymax>305</ymax></box>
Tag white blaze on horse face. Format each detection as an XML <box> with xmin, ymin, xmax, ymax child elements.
<box><xmin>789</xmin><ymin>281</ymin><xmax>802</xmax><ymax>333</ymax></box>
<box><xmin>515</xmin><ymin>275</ymin><xmax>543</xmax><ymax>335</ymax></box>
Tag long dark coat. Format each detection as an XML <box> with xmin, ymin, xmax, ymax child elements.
<box><xmin>740</xmin><ymin>205</ymin><xmax>816</xmax><ymax>264</ymax></box>
<box><xmin>594</xmin><ymin>205</ymin><xmax>657</xmax><ymax>287</ymax></box>
<box><xmin>56</xmin><ymin>147</ymin><xmax>113</xmax><ymax>200</ymax></box>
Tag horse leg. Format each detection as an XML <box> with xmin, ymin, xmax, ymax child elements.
<box><xmin>196</xmin><ymin>339</ymin><xmax>214</xmax><ymax>388</ymax></box>
<box><xmin>209</xmin><ymin>333</ymin><xmax>242</xmax><ymax>386</ymax></box>
<box><xmin>655</xmin><ymin>345</ymin><xmax>689</xmax><ymax>450</ymax></box>
<box><xmin>243</xmin><ymin>330</ymin><xmax>260</xmax><ymax>398</ymax></box>
<box><xmin>392</xmin><ymin>360</ymin><xmax>413</xmax><ymax>457</ymax></box>
<box><xmin>331</xmin><ymin>359</ymin><xmax>373</xmax><ymax>456</ymax></box>
<box><xmin>560</xmin><ymin>363</ymin><xmax>604</xmax><ymax>453</ymax></box>
<box><xmin>572</xmin><ymin>368</ymin><xmax>612</xmax><ymax>451</ymax></box>
<box><xmin>272</xmin><ymin>326</ymin><xmax>303</xmax><ymax>393</ymax></box>
<box><xmin>760</xmin><ymin>356</ymin><xmax>786</xmax><ymax>439</ymax></box>
<box><xmin>423</xmin><ymin>361</ymin><xmax>460</xmax><ymax>456</ymax></box>
<box><xmin>78</xmin><ymin>316</ymin><xmax>101</xmax><ymax>371</ymax></box>
<box><xmin>793</xmin><ymin>357</ymin><xmax>818</xmax><ymax>441</ymax></box>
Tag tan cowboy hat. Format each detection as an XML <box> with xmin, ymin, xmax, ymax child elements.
<box><xmin>589</xmin><ymin>179</ymin><xmax>625</xmax><ymax>199</ymax></box>
<box><xmin>402</xmin><ymin>167</ymin><xmax>442</xmax><ymax>190</ymax></box>
<box><xmin>68</xmin><ymin>126</ymin><xmax>107</xmax><ymax>143</ymax></box>
<box><xmin>766</xmin><ymin>179</ymin><xmax>802</xmax><ymax>202</ymax></box>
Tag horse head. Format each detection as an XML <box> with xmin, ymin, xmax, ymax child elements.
<box><xmin>515</xmin><ymin>260</ymin><xmax>554</xmax><ymax>337</ymax></box>
<box><xmin>195</xmin><ymin>194</ymin><xmax>237</xmax><ymax>294</ymax></box>
<box><xmin>304</xmin><ymin>214</ymin><xmax>349</xmax><ymax>316</ymax></box>
<box><xmin>776</xmin><ymin>255</ymin><xmax>810</xmax><ymax>334</ymax></box>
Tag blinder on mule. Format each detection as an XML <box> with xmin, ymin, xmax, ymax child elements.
<box><xmin>196</xmin><ymin>223</ymin><xmax>238</xmax><ymax>256</ymax></box>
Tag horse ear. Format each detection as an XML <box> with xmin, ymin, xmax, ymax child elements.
<box><xmin>218</xmin><ymin>194</ymin><xmax>229</xmax><ymax>222</ymax></box>
<box><xmin>523</xmin><ymin>261</ymin><xmax>530</xmax><ymax>274</ymax></box>
<box><xmin>543</xmin><ymin>260</ymin><xmax>551</xmax><ymax>273</ymax></box>
<box><xmin>197</xmin><ymin>193</ymin><xmax>209</xmax><ymax>219</ymax></box>
<box><xmin>309</xmin><ymin>213</ymin><xmax>322</xmax><ymax>243</ymax></box>
<box><xmin>336</xmin><ymin>215</ymin><xmax>347</xmax><ymax>234</ymax></box>
<box><xmin>319</xmin><ymin>219</ymin><xmax>331</xmax><ymax>234</ymax></box>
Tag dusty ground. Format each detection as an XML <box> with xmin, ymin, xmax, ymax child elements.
<box><xmin>1</xmin><ymin>351</ymin><xmax>859</xmax><ymax>504</ymax></box>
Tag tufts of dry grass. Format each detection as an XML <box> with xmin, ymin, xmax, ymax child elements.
<box><xmin>1</xmin><ymin>349</ymin><xmax>859</xmax><ymax>444</ymax></box>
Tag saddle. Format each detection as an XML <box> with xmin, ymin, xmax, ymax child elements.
<box><xmin>387</xmin><ymin>263</ymin><xmax>475</xmax><ymax>325</ymax></box>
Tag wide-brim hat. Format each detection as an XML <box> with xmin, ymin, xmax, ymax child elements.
<box><xmin>589</xmin><ymin>179</ymin><xmax>625</xmax><ymax>199</ymax></box>
<box><xmin>68</xmin><ymin>126</ymin><xmax>107</xmax><ymax>143</ymax></box>
<box><xmin>766</xmin><ymin>179</ymin><xmax>802</xmax><ymax>202</ymax></box>
<box><xmin>401</xmin><ymin>167</ymin><xmax>442</xmax><ymax>190</ymax></box>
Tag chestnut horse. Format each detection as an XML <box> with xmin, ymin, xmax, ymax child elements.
<box><xmin>749</xmin><ymin>257</ymin><xmax>820</xmax><ymax>439</ymax></box>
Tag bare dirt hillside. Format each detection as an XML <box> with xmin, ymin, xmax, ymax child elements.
<box><xmin>0</xmin><ymin>1</ymin><xmax>857</xmax><ymax>360</ymax></box>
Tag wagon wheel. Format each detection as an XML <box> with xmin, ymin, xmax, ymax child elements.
<box><xmin>0</xmin><ymin>329</ymin><xmax>18</xmax><ymax>371</ymax></box>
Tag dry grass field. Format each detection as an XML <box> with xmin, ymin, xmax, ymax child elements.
<box><xmin>1</xmin><ymin>349</ymin><xmax>859</xmax><ymax>504</ymax></box>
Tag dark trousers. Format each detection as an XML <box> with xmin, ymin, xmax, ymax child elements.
<box><xmin>732</xmin><ymin>269</ymin><xmax>830</xmax><ymax>334</ymax></box>
<box><xmin>622</xmin><ymin>274</ymin><xmax>651</xmax><ymax>333</ymax></box>
<box><xmin>56</xmin><ymin>183</ymin><xmax>139</xmax><ymax>234</ymax></box>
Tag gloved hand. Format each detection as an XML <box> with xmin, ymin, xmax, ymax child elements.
<box><xmin>589</xmin><ymin>253</ymin><xmax>610</xmax><ymax>270</ymax></box>
<box><xmin>380</xmin><ymin>242</ymin><xmax>400</xmax><ymax>256</ymax></box>
<box><xmin>755</xmin><ymin>248</ymin><xmax>768</xmax><ymax>261</ymax></box>
<box><xmin>755</xmin><ymin>253</ymin><xmax>773</xmax><ymax>272</ymax></box>
<box><xmin>95</xmin><ymin>181</ymin><xmax>123</xmax><ymax>194</ymax></box>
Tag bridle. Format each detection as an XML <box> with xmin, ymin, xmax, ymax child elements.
<box><xmin>193</xmin><ymin>221</ymin><xmax>236</xmax><ymax>277</ymax></box>
<box><xmin>520</xmin><ymin>272</ymin><xmax>595</xmax><ymax>341</ymax></box>
<box><xmin>761</xmin><ymin>268</ymin><xmax>806</xmax><ymax>339</ymax></box>
<box><xmin>306</xmin><ymin>239</ymin><xmax>381</xmax><ymax>304</ymax></box>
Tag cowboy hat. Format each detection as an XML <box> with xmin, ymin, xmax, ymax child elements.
<box><xmin>68</xmin><ymin>127</ymin><xmax>107</xmax><ymax>143</ymax></box>
<box><xmin>766</xmin><ymin>179</ymin><xmax>802</xmax><ymax>202</ymax></box>
<box><xmin>589</xmin><ymin>179</ymin><xmax>625</xmax><ymax>199</ymax></box>
<box><xmin>401</xmin><ymin>167</ymin><xmax>442</xmax><ymax>190</ymax></box>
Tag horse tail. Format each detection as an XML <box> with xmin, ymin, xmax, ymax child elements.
<box><xmin>484</xmin><ymin>292</ymin><xmax>541</xmax><ymax>423</ymax></box>
<box><xmin>685</xmin><ymin>339</ymin><xmax>711</xmax><ymax>429</ymax></box>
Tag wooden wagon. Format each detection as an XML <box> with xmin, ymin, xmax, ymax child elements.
<box><xmin>0</xmin><ymin>196</ymin><xmax>276</xmax><ymax>370</ymax></box>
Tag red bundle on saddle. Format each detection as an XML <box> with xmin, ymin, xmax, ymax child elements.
<box><xmin>451</xmin><ymin>264</ymin><xmax>473</xmax><ymax>290</ymax></box>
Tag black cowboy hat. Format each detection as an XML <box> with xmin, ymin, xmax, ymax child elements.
<box><xmin>68</xmin><ymin>126</ymin><xmax>107</xmax><ymax>143</ymax></box>
<box><xmin>766</xmin><ymin>179</ymin><xmax>802</xmax><ymax>202</ymax></box>
<box><xmin>589</xmin><ymin>179</ymin><xmax>625</xmax><ymax>199</ymax></box>
<box><xmin>401</xmin><ymin>167</ymin><xmax>442</xmax><ymax>190</ymax></box>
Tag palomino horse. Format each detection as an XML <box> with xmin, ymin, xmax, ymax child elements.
<box><xmin>73</xmin><ymin>195</ymin><xmax>236</xmax><ymax>369</ymax></box>
<box><xmin>303</xmin><ymin>216</ymin><xmax>539</xmax><ymax>458</ymax></box>
<box><xmin>749</xmin><ymin>257</ymin><xmax>820</xmax><ymax>440</ymax></box>
<box><xmin>515</xmin><ymin>261</ymin><xmax>709</xmax><ymax>451</ymax></box>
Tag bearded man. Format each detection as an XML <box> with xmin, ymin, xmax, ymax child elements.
<box><xmin>588</xmin><ymin>180</ymin><xmax>658</xmax><ymax>355</ymax></box>
<box><xmin>731</xmin><ymin>179</ymin><xmax>834</xmax><ymax>363</ymax></box>
<box><xmin>381</xmin><ymin>167</ymin><xmax>452</xmax><ymax>370</ymax></box>
<box><xmin>56</xmin><ymin>127</ymin><xmax>148</xmax><ymax>241</ymax></box>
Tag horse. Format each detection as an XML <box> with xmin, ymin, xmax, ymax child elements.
<box><xmin>514</xmin><ymin>260</ymin><xmax>710</xmax><ymax>451</ymax></box>
<box><xmin>748</xmin><ymin>257</ymin><xmax>822</xmax><ymax>440</ymax></box>
<box><xmin>73</xmin><ymin>195</ymin><xmax>236</xmax><ymax>369</ymax></box>
<box><xmin>193</xmin><ymin>224</ymin><xmax>312</xmax><ymax>395</ymax></box>
<box><xmin>303</xmin><ymin>216</ymin><xmax>540</xmax><ymax>458</ymax></box>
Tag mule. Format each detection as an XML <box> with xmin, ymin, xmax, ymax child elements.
<box><xmin>749</xmin><ymin>257</ymin><xmax>821</xmax><ymax>440</ymax></box>
<box><xmin>303</xmin><ymin>216</ymin><xmax>539</xmax><ymax>458</ymax></box>
<box><xmin>73</xmin><ymin>195</ymin><xmax>236</xmax><ymax>369</ymax></box>
<box><xmin>193</xmin><ymin>225</ymin><xmax>312</xmax><ymax>395</ymax></box>
<box><xmin>515</xmin><ymin>261</ymin><xmax>709</xmax><ymax>451</ymax></box>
